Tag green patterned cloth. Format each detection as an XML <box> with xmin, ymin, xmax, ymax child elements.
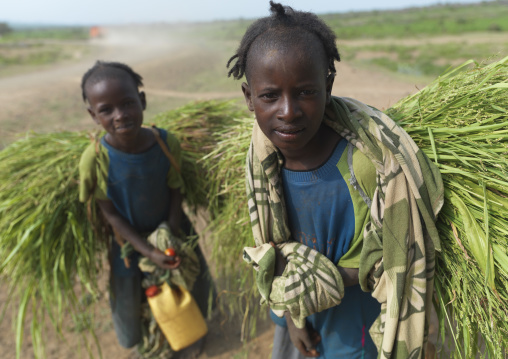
<box><xmin>139</xmin><ymin>222</ymin><xmax>200</xmax><ymax>291</ymax></box>
<box><xmin>243</xmin><ymin>96</ymin><xmax>444</xmax><ymax>358</ymax></box>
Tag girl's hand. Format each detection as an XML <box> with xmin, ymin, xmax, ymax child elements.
<box><xmin>285</xmin><ymin>312</ymin><xmax>321</xmax><ymax>357</ymax></box>
<box><xmin>149</xmin><ymin>248</ymin><xmax>182</xmax><ymax>270</ymax></box>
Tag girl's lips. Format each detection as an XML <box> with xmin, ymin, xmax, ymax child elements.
<box><xmin>115</xmin><ymin>123</ymin><xmax>134</xmax><ymax>131</ymax></box>
<box><xmin>275</xmin><ymin>126</ymin><xmax>304</xmax><ymax>133</ymax></box>
<box><xmin>274</xmin><ymin>127</ymin><xmax>304</xmax><ymax>140</ymax></box>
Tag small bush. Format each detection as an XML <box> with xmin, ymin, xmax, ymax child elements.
<box><xmin>0</xmin><ymin>23</ymin><xmax>12</xmax><ymax>36</ymax></box>
<box><xmin>488</xmin><ymin>23</ymin><xmax>502</xmax><ymax>32</ymax></box>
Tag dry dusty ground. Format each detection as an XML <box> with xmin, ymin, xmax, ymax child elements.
<box><xmin>0</xmin><ymin>24</ymin><xmax>434</xmax><ymax>359</ymax></box>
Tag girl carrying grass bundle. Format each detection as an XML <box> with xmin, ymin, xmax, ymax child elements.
<box><xmin>79</xmin><ymin>61</ymin><xmax>214</xmax><ymax>359</ymax></box>
<box><xmin>228</xmin><ymin>2</ymin><xmax>443</xmax><ymax>358</ymax></box>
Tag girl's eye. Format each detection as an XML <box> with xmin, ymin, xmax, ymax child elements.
<box><xmin>260</xmin><ymin>93</ymin><xmax>278</xmax><ymax>100</ymax></box>
<box><xmin>301</xmin><ymin>89</ymin><xmax>317</xmax><ymax>96</ymax></box>
<box><xmin>99</xmin><ymin>107</ymin><xmax>111</xmax><ymax>114</ymax></box>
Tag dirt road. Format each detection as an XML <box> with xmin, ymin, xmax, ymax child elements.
<box><xmin>0</xmin><ymin>24</ymin><xmax>430</xmax><ymax>359</ymax></box>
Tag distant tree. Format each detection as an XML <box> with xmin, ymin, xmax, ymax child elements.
<box><xmin>0</xmin><ymin>22</ymin><xmax>12</xmax><ymax>36</ymax></box>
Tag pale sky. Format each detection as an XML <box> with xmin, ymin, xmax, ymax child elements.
<box><xmin>2</xmin><ymin>0</ymin><xmax>490</xmax><ymax>26</ymax></box>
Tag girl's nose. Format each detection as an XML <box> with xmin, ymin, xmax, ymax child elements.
<box><xmin>277</xmin><ymin>95</ymin><xmax>301</xmax><ymax>122</ymax></box>
<box><xmin>113</xmin><ymin>107</ymin><xmax>127</xmax><ymax>121</ymax></box>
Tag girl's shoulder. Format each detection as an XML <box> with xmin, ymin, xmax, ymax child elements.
<box><xmin>351</xmin><ymin>146</ymin><xmax>377</xmax><ymax>199</ymax></box>
<box><xmin>161</xmin><ymin>128</ymin><xmax>179</xmax><ymax>144</ymax></box>
<box><xmin>79</xmin><ymin>140</ymin><xmax>100</xmax><ymax>169</ymax></box>
<box><xmin>159</xmin><ymin>128</ymin><xmax>181</xmax><ymax>155</ymax></box>
<box><xmin>78</xmin><ymin>139</ymin><xmax>109</xmax><ymax>203</ymax></box>
<box><xmin>79</xmin><ymin>138</ymin><xmax>108</xmax><ymax>165</ymax></box>
<box><xmin>78</xmin><ymin>138</ymin><xmax>111</xmax><ymax>185</ymax></box>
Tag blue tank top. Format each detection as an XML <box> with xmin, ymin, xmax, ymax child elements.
<box><xmin>271</xmin><ymin>138</ymin><xmax>380</xmax><ymax>359</ymax></box>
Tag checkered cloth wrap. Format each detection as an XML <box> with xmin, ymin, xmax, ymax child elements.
<box><xmin>243</xmin><ymin>96</ymin><xmax>444</xmax><ymax>358</ymax></box>
<box><xmin>139</xmin><ymin>222</ymin><xmax>200</xmax><ymax>291</ymax></box>
<box><xmin>135</xmin><ymin>222</ymin><xmax>201</xmax><ymax>358</ymax></box>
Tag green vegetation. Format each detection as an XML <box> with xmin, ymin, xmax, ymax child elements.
<box><xmin>329</xmin><ymin>1</ymin><xmax>508</xmax><ymax>78</ymax></box>
<box><xmin>0</xmin><ymin>26</ymin><xmax>89</xmax><ymax>68</ymax></box>
<box><xmin>0</xmin><ymin>42</ymin><xmax>81</xmax><ymax>66</ymax></box>
<box><xmin>0</xmin><ymin>26</ymin><xmax>89</xmax><ymax>42</ymax></box>
<box><xmin>0</xmin><ymin>23</ymin><xmax>12</xmax><ymax>36</ymax></box>
<box><xmin>341</xmin><ymin>39</ymin><xmax>507</xmax><ymax>78</ymax></box>
<box><xmin>321</xmin><ymin>2</ymin><xmax>508</xmax><ymax>38</ymax></box>
<box><xmin>387</xmin><ymin>57</ymin><xmax>508</xmax><ymax>357</ymax></box>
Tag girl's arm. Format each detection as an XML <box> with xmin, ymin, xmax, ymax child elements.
<box><xmin>271</xmin><ymin>241</ymin><xmax>359</xmax><ymax>286</ymax></box>
<box><xmin>97</xmin><ymin>199</ymin><xmax>180</xmax><ymax>270</ymax></box>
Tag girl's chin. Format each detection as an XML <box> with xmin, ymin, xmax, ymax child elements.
<box><xmin>114</xmin><ymin>126</ymin><xmax>142</xmax><ymax>137</ymax></box>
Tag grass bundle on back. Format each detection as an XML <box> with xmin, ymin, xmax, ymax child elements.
<box><xmin>0</xmin><ymin>131</ymin><xmax>103</xmax><ymax>358</ymax></box>
<box><xmin>201</xmin><ymin>118</ymin><xmax>260</xmax><ymax>339</ymax></box>
<box><xmin>386</xmin><ymin>55</ymin><xmax>508</xmax><ymax>358</ymax></box>
<box><xmin>151</xmin><ymin>100</ymin><xmax>248</xmax><ymax>209</ymax></box>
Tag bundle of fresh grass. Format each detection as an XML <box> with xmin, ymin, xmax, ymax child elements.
<box><xmin>386</xmin><ymin>56</ymin><xmax>508</xmax><ymax>358</ymax></box>
<box><xmin>0</xmin><ymin>100</ymin><xmax>247</xmax><ymax>359</ymax></box>
<box><xmin>153</xmin><ymin>100</ymin><xmax>248</xmax><ymax>209</ymax></box>
<box><xmin>200</xmin><ymin>118</ymin><xmax>259</xmax><ymax>339</ymax></box>
<box><xmin>0</xmin><ymin>131</ymin><xmax>105</xmax><ymax>358</ymax></box>
<box><xmin>204</xmin><ymin>56</ymin><xmax>508</xmax><ymax>357</ymax></box>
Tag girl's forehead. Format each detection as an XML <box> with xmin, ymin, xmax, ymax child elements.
<box><xmin>246</xmin><ymin>33</ymin><xmax>328</xmax><ymax>80</ymax></box>
<box><xmin>87</xmin><ymin>75</ymin><xmax>137</xmax><ymax>96</ymax></box>
<box><xmin>248</xmin><ymin>45</ymin><xmax>327</xmax><ymax>78</ymax></box>
<box><xmin>85</xmin><ymin>77</ymin><xmax>140</xmax><ymax>106</ymax></box>
<box><xmin>247</xmin><ymin>55</ymin><xmax>327</xmax><ymax>91</ymax></box>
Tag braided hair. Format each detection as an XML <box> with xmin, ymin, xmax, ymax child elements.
<box><xmin>227</xmin><ymin>1</ymin><xmax>340</xmax><ymax>81</ymax></box>
<box><xmin>81</xmin><ymin>60</ymin><xmax>143</xmax><ymax>102</ymax></box>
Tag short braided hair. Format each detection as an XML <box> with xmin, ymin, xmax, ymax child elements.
<box><xmin>227</xmin><ymin>1</ymin><xmax>340</xmax><ymax>80</ymax></box>
<box><xmin>81</xmin><ymin>60</ymin><xmax>143</xmax><ymax>102</ymax></box>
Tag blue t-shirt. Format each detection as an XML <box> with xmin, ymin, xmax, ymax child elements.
<box><xmin>100</xmin><ymin>133</ymin><xmax>172</xmax><ymax>234</ymax></box>
<box><xmin>271</xmin><ymin>139</ymin><xmax>381</xmax><ymax>358</ymax></box>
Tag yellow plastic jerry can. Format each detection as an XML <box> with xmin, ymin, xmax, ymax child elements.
<box><xmin>146</xmin><ymin>282</ymin><xmax>208</xmax><ymax>351</ymax></box>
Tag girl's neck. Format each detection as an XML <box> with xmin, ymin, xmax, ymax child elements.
<box><xmin>283</xmin><ymin>125</ymin><xmax>342</xmax><ymax>171</ymax></box>
<box><xmin>104</xmin><ymin>127</ymin><xmax>155</xmax><ymax>153</ymax></box>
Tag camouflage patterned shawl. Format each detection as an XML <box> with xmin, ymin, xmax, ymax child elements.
<box><xmin>243</xmin><ymin>96</ymin><xmax>444</xmax><ymax>358</ymax></box>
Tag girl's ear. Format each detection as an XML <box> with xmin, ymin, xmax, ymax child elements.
<box><xmin>87</xmin><ymin>107</ymin><xmax>100</xmax><ymax>124</ymax></box>
<box><xmin>139</xmin><ymin>91</ymin><xmax>147</xmax><ymax>110</ymax></box>
<box><xmin>241</xmin><ymin>82</ymin><xmax>255</xmax><ymax>112</ymax></box>
<box><xmin>325</xmin><ymin>73</ymin><xmax>336</xmax><ymax>104</ymax></box>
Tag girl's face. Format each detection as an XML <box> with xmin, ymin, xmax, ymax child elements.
<box><xmin>242</xmin><ymin>46</ymin><xmax>334</xmax><ymax>167</ymax></box>
<box><xmin>86</xmin><ymin>76</ymin><xmax>146</xmax><ymax>147</ymax></box>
